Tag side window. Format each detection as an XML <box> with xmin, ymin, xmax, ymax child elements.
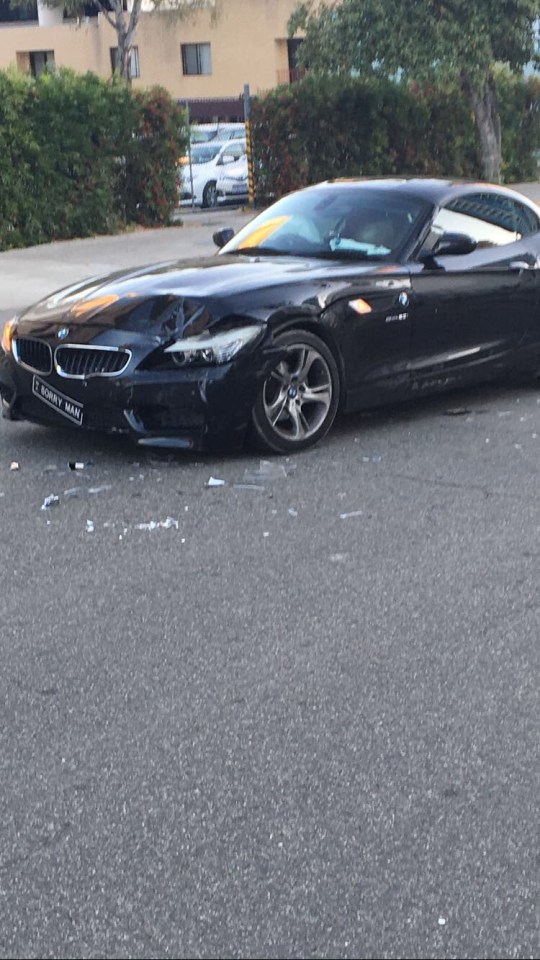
<box><xmin>428</xmin><ymin>193</ymin><xmax>522</xmax><ymax>249</ymax></box>
<box><xmin>506</xmin><ymin>198</ymin><xmax>540</xmax><ymax>237</ymax></box>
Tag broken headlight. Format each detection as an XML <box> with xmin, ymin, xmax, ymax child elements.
<box><xmin>164</xmin><ymin>324</ymin><xmax>263</xmax><ymax>367</ymax></box>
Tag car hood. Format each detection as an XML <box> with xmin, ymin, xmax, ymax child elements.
<box><xmin>15</xmin><ymin>253</ymin><xmax>410</xmax><ymax>341</ymax></box>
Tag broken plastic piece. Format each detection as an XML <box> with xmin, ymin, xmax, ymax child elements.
<box><xmin>10</xmin><ymin>462</ymin><xmax>19</xmax><ymax>471</ymax></box>
<box><xmin>206</xmin><ymin>477</ymin><xmax>226</xmax><ymax>487</ymax></box>
<box><xmin>135</xmin><ymin>517</ymin><xmax>179</xmax><ymax>530</ymax></box>
<box><xmin>41</xmin><ymin>494</ymin><xmax>60</xmax><ymax>510</ymax></box>
<box><xmin>69</xmin><ymin>461</ymin><xmax>86</xmax><ymax>471</ymax></box>
<box><xmin>63</xmin><ymin>487</ymin><xmax>82</xmax><ymax>498</ymax></box>
<box><xmin>86</xmin><ymin>520</ymin><xmax>95</xmax><ymax>533</ymax></box>
<box><xmin>242</xmin><ymin>459</ymin><xmax>290</xmax><ymax>483</ymax></box>
<box><xmin>233</xmin><ymin>482</ymin><xmax>265</xmax><ymax>491</ymax></box>
<box><xmin>339</xmin><ymin>510</ymin><xmax>363</xmax><ymax>519</ymax></box>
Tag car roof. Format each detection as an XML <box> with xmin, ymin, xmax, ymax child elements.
<box><xmin>313</xmin><ymin>177</ymin><xmax>540</xmax><ymax>213</ymax></box>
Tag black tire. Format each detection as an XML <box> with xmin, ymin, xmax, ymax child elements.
<box><xmin>202</xmin><ymin>181</ymin><xmax>218</xmax><ymax>208</ymax></box>
<box><xmin>251</xmin><ymin>328</ymin><xmax>340</xmax><ymax>454</ymax></box>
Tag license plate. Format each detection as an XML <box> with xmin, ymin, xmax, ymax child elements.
<box><xmin>32</xmin><ymin>375</ymin><xmax>84</xmax><ymax>426</ymax></box>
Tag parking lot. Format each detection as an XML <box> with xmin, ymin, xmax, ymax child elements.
<box><xmin>1</xmin><ymin>190</ymin><xmax>540</xmax><ymax>959</ymax></box>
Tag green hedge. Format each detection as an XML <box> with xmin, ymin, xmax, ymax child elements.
<box><xmin>0</xmin><ymin>69</ymin><xmax>187</xmax><ymax>251</ymax></box>
<box><xmin>251</xmin><ymin>74</ymin><xmax>540</xmax><ymax>200</ymax></box>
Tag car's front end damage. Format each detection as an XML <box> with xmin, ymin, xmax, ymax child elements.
<box><xmin>0</xmin><ymin>264</ymin><xmax>279</xmax><ymax>451</ymax></box>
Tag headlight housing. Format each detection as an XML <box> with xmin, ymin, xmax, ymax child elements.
<box><xmin>1</xmin><ymin>318</ymin><xmax>17</xmax><ymax>355</ymax></box>
<box><xmin>164</xmin><ymin>324</ymin><xmax>263</xmax><ymax>367</ymax></box>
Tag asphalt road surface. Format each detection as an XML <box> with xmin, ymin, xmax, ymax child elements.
<box><xmin>1</xmin><ymin>192</ymin><xmax>540</xmax><ymax>960</ymax></box>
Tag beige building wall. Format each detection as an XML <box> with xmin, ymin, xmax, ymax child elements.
<box><xmin>0</xmin><ymin>0</ymin><xmax>301</xmax><ymax>98</ymax></box>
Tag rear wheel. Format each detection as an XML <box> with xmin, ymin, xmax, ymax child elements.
<box><xmin>202</xmin><ymin>181</ymin><xmax>218</xmax><ymax>208</ymax></box>
<box><xmin>251</xmin><ymin>329</ymin><xmax>340</xmax><ymax>453</ymax></box>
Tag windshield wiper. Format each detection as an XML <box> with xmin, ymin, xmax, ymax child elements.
<box><xmin>230</xmin><ymin>246</ymin><xmax>289</xmax><ymax>256</ymax></box>
<box><xmin>316</xmin><ymin>249</ymin><xmax>376</xmax><ymax>261</ymax></box>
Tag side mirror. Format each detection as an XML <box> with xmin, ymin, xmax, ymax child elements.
<box><xmin>213</xmin><ymin>228</ymin><xmax>235</xmax><ymax>249</ymax></box>
<box><xmin>419</xmin><ymin>232</ymin><xmax>477</xmax><ymax>263</ymax></box>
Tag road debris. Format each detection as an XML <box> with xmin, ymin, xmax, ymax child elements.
<box><xmin>9</xmin><ymin>462</ymin><xmax>19</xmax><ymax>471</ymax></box>
<box><xmin>206</xmin><ymin>477</ymin><xmax>226</xmax><ymax>487</ymax></box>
<box><xmin>242</xmin><ymin>459</ymin><xmax>290</xmax><ymax>483</ymax></box>
<box><xmin>339</xmin><ymin>510</ymin><xmax>363</xmax><ymax>519</ymax></box>
<box><xmin>63</xmin><ymin>487</ymin><xmax>82</xmax><ymax>499</ymax></box>
<box><xmin>135</xmin><ymin>517</ymin><xmax>180</xmax><ymax>530</ymax></box>
<box><xmin>41</xmin><ymin>494</ymin><xmax>60</xmax><ymax>510</ymax></box>
<box><xmin>86</xmin><ymin>520</ymin><xmax>95</xmax><ymax>533</ymax></box>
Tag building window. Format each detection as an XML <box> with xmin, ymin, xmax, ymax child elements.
<box><xmin>0</xmin><ymin>0</ymin><xmax>37</xmax><ymax>21</ymax></box>
<box><xmin>110</xmin><ymin>46</ymin><xmax>140</xmax><ymax>79</ymax></box>
<box><xmin>28</xmin><ymin>51</ymin><xmax>55</xmax><ymax>77</ymax></box>
<box><xmin>181</xmin><ymin>43</ymin><xmax>212</xmax><ymax>76</ymax></box>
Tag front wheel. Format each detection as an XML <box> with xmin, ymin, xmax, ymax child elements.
<box><xmin>202</xmin><ymin>181</ymin><xmax>218</xmax><ymax>208</ymax></box>
<box><xmin>251</xmin><ymin>329</ymin><xmax>340</xmax><ymax>453</ymax></box>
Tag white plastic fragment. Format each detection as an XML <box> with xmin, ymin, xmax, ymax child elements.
<box><xmin>206</xmin><ymin>477</ymin><xmax>226</xmax><ymax>487</ymax></box>
<box><xmin>88</xmin><ymin>485</ymin><xmax>112</xmax><ymax>494</ymax></box>
<box><xmin>263</xmin><ymin>531</ymin><xmax>270</xmax><ymax>537</ymax></box>
<box><xmin>244</xmin><ymin>459</ymin><xmax>289</xmax><ymax>481</ymax></box>
<box><xmin>339</xmin><ymin>510</ymin><xmax>363</xmax><ymax>519</ymax></box>
<box><xmin>86</xmin><ymin>520</ymin><xmax>95</xmax><ymax>533</ymax></box>
<box><xmin>288</xmin><ymin>508</ymin><xmax>298</xmax><ymax>517</ymax></box>
<box><xmin>135</xmin><ymin>517</ymin><xmax>179</xmax><ymax>531</ymax></box>
<box><xmin>438</xmin><ymin>917</ymin><xmax>446</xmax><ymax>926</ymax></box>
<box><xmin>10</xmin><ymin>462</ymin><xmax>19</xmax><ymax>471</ymax></box>
<box><xmin>69</xmin><ymin>461</ymin><xmax>85</xmax><ymax>471</ymax></box>
<box><xmin>41</xmin><ymin>494</ymin><xmax>60</xmax><ymax>510</ymax></box>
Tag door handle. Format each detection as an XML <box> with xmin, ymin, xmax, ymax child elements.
<box><xmin>509</xmin><ymin>260</ymin><xmax>531</xmax><ymax>272</ymax></box>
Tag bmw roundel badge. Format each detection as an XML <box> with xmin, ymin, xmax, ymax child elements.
<box><xmin>58</xmin><ymin>327</ymin><xmax>70</xmax><ymax>340</ymax></box>
<box><xmin>398</xmin><ymin>292</ymin><xmax>409</xmax><ymax>308</ymax></box>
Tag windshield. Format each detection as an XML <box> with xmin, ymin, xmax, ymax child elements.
<box><xmin>189</xmin><ymin>145</ymin><xmax>223</xmax><ymax>164</ymax></box>
<box><xmin>223</xmin><ymin>185</ymin><xmax>429</xmax><ymax>259</ymax></box>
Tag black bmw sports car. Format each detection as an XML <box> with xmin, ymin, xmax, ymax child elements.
<box><xmin>1</xmin><ymin>178</ymin><xmax>540</xmax><ymax>453</ymax></box>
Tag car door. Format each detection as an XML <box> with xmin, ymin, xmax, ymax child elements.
<box><xmin>408</xmin><ymin>192</ymin><xmax>540</xmax><ymax>390</ymax></box>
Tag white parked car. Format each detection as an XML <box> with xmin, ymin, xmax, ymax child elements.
<box><xmin>179</xmin><ymin>139</ymin><xmax>246</xmax><ymax>208</ymax></box>
<box><xmin>216</xmin><ymin>153</ymin><xmax>249</xmax><ymax>204</ymax></box>
<box><xmin>189</xmin><ymin>122</ymin><xmax>245</xmax><ymax>144</ymax></box>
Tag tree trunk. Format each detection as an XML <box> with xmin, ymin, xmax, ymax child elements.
<box><xmin>114</xmin><ymin>0</ymin><xmax>142</xmax><ymax>82</ymax></box>
<box><xmin>461</xmin><ymin>72</ymin><xmax>502</xmax><ymax>182</ymax></box>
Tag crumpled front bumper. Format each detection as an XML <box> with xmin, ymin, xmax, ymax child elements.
<box><xmin>0</xmin><ymin>349</ymin><xmax>273</xmax><ymax>451</ymax></box>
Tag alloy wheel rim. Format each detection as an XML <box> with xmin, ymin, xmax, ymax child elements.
<box><xmin>262</xmin><ymin>344</ymin><xmax>333</xmax><ymax>442</ymax></box>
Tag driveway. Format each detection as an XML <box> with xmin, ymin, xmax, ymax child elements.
<box><xmin>1</xmin><ymin>185</ymin><xmax>540</xmax><ymax>959</ymax></box>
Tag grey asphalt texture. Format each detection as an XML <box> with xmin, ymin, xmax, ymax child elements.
<box><xmin>1</xmin><ymin>188</ymin><xmax>540</xmax><ymax>960</ymax></box>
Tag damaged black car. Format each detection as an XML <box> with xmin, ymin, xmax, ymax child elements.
<box><xmin>1</xmin><ymin>178</ymin><xmax>540</xmax><ymax>453</ymax></box>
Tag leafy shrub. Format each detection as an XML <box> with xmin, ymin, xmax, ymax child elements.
<box><xmin>251</xmin><ymin>74</ymin><xmax>539</xmax><ymax>200</ymax></box>
<box><xmin>0</xmin><ymin>69</ymin><xmax>187</xmax><ymax>250</ymax></box>
<box><xmin>122</xmin><ymin>87</ymin><xmax>187</xmax><ymax>226</ymax></box>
